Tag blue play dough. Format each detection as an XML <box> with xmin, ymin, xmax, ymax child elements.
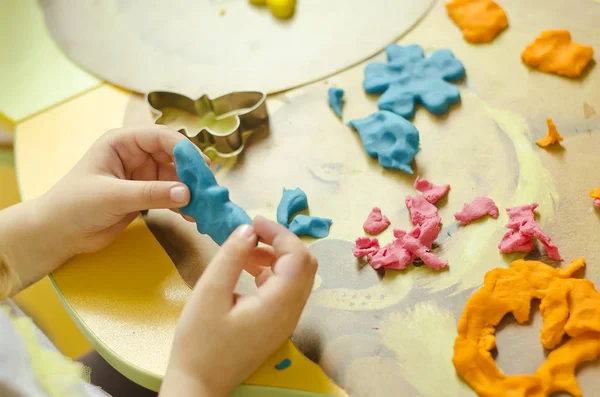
<box><xmin>276</xmin><ymin>188</ymin><xmax>308</xmax><ymax>226</ymax></box>
<box><xmin>173</xmin><ymin>139</ymin><xmax>252</xmax><ymax>245</ymax></box>
<box><xmin>288</xmin><ymin>215</ymin><xmax>332</xmax><ymax>239</ymax></box>
<box><xmin>348</xmin><ymin>110</ymin><xmax>420</xmax><ymax>174</ymax></box>
<box><xmin>328</xmin><ymin>87</ymin><xmax>344</xmax><ymax>117</ymax></box>
<box><xmin>363</xmin><ymin>44</ymin><xmax>465</xmax><ymax>119</ymax></box>
<box><xmin>275</xmin><ymin>358</ymin><xmax>292</xmax><ymax>370</ymax></box>
<box><xmin>276</xmin><ymin>187</ymin><xmax>332</xmax><ymax>238</ymax></box>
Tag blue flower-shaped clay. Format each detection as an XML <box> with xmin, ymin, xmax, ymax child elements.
<box><xmin>174</xmin><ymin>139</ymin><xmax>252</xmax><ymax>245</ymax></box>
<box><xmin>364</xmin><ymin>44</ymin><xmax>465</xmax><ymax>119</ymax></box>
<box><xmin>348</xmin><ymin>110</ymin><xmax>420</xmax><ymax>174</ymax></box>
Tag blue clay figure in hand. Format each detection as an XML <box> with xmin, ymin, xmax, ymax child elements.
<box><xmin>348</xmin><ymin>110</ymin><xmax>420</xmax><ymax>174</ymax></box>
<box><xmin>277</xmin><ymin>188</ymin><xmax>308</xmax><ymax>226</ymax></box>
<box><xmin>276</xmin><ymin>187</ymin><xmax>332</xmax><ymax>239</ymax></box>
<box><xmin>363</xmin><ymin>44</ymin><xmax>465</xmax><ymax>119</ymax></box>
<box><xmin>173</xmin><ymin>139</ymin><xmax>252</xmax><ymax>245</ymax></box>
<box><xmin>328</xmin><ymin>87</ymin><xmax>345</xmax><ymax>117</ymax></box>
<box><xmin>289</xmin><ymin>215</ymin><xmax>332</xmax><ymax>239</ymax></box>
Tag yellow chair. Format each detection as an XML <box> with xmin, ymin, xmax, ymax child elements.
<box><xmin>0</xmin><ymin>148</ymin><xmax>91</xmax><ymax>359</ymax></box>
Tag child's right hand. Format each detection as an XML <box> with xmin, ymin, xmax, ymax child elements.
<box><xmin>160</xmin><ymin>216</ymin><xmax>318</xmax><ymax>397</ymax></box>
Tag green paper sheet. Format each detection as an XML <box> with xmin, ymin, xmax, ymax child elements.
<box><xmin>0</xmin><ymin>0</ymin><xmax>102</xmax><ymax>129</ymax></box>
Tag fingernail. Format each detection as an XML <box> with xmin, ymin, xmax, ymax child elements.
<box><xmin>237</xmin><ymin>224</ymin><xmax>256</xmax><ymax>242</ymax></box>
<box><xmin>170</xmin><ymin>186</ymin><xmax>188</xmax><ymax>204</ymax></box>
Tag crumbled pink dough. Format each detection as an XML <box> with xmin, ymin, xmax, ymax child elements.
<box><xmin>519</xmin><ymin>222</ymin><xmax>561</xmax><ymax>261</ymax></box>
<box><xmin>505</xmin><ymin>203</ymin><xmax>538</xmax><ymax>228</ymax></box>
<box><xmin>369</xmin><ymin>241</ymin><xmax>413</xmax><ymax>270</ymax></box>
<box><xmin>498</xmin><ymin>229</ymin><xmax>535</xmax><ymax>254</ymax></box>
<box><xmin>405</xmin><ymin>195</ymin><xmax>438</xmax><ymax>226</ymax></box>
<box><xmin>498</xmin><ymin>203</ymin><xmax>562</xmax><ymax>261</ymax></box>
<box><xmin>363</xmin><ymin>207</ymin><xmax>391</xmax><ymax>235</ymax></box>
<box><xmin>414</xmin><ymin>177</ymin><xmax>450</xmax><ymax>204</ymax></box>
<box><xmin>594</xmin><ymin>199</ymin><xmax>600</xmax><ymax>207</ymax></box>
<box><xmin>353</xmin><ymin>237</ymin><xmax>380</xmax><ymax>258</ymax></box>
<box><xmin>396</xmin><ymin>215</ymin><xmax>440</xmax><ymax>248</ymax></box>
<box><xmin>369</xmin><ymin>216</ymin><xmax>447</xmax><ymax>270</ymax></box>
<box><xmin>454</xmin><ymin>196</ymin><xmax>499</xmax><ymax>226</ymax></box>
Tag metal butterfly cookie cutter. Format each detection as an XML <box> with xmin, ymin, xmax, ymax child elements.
<box><xmin>146</xmin><ymin>90</ymin><xmax>269</xmax><ymax>158</ymax></box>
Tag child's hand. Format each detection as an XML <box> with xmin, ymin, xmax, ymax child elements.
<box><xmin>0</xmin><ymin>126</ymin><xmax>208</xmax><ymax>294</ymax></box>
<box><xmin>44</xmin><ymin>126</ymin><xmax>209</xmax><ymax>256</ymax></box>
<box><xmin>160</xmin><ymin>217</ymin><xmax>318</xmax><ymax>397</ymax></box>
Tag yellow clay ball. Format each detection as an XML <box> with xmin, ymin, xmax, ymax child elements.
<box><xmin>267</xmin><ymin>0</ymin><xmax>296</xmax><ymax>19</ymax></box>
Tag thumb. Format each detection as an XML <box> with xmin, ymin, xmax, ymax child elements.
<box><xmin>197</xmin><ymin>224</ymin><xmax>257</xmax><ymax>306</ymax></box>
<box><xmin>111</xmin><ymin>180</ymin><xmax>190</xmax><ymax>213</ymax></box>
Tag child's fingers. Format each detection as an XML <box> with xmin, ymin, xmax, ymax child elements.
<box><xmin>130</xmin><ymin>162</ymin><xmax>180</xmax><ymax>185</ymax></box>
<box><xmin>244</xmin><ymin>246</ymin><xmax>277</xmax><ymax>277</ymax></box>
<box><xmin>169</xmin><ymin>208</ymin><xmax>195</xmax><ymax>222</ymax></box>
<box><xmin>108</xmin><ymin>179</ymin><xmax>191</xmax><ymax>213</ymax></box>
<box><xmin>233</xmin><ymin>252</ymin><xmax>315</xmax><ymax>338</ymax></box>
<box><xmin>155</xmin><ymin>163</ymin><xmax>180</xmax><ymax>182</ymax></box>
<box><xmin>197</xmin><ymin>225</ymin><xmax>257</xmax><ymax>309</ymax></box>
<box><xmin>104</xmin><ymin>126</ymin><xmax>181</xmax><ymax>168</ymax></box>
<box><xmin>107</xmin><ymin>126</ymin><xmax>211</xmax><ymax>164</ymax></box>
<box><xmin>255</xmin><ymin>267</ymin><xmax>274</xmax><ymax>288</ymax></box>
<box><xmin>253</xmin><ymin>216</ymin><xmax>317</xmax><ymax>283</ymax></box>
<box><xmin>252</xmin><ymin>216</ymin><xmax>305</xmax><ymax>258</ymax></box>
<box><xmin>258</xmin><ymin>249</ymin><xmax>317</xmax><ymax>313</ymax></box>
<box><xmin>244</xmin><ymin>217</ymin><xmax>317</xmax><ymax>321</ymax></box>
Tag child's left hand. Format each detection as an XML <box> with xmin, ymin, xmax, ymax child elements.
<box><xmin>45</xmin><ymin>126</ymin><xmax>208</xmax><ymax>255</ymax></box>
<box><xmin>0</xmin><ymin>126</ymin><xmax>208</xmax><ymax>293</ymax></box>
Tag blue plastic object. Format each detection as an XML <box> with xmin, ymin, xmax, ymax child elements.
<box><xmin>363</xmin><ymin>44</ymin><xmax>465</xmax><ymax>119</ymax></box>
<box><xmin>328</xmin><ymin>87</ymin><xmax>344</xmax><ymax>117</ymax></box>
<box><xmin>174</xmin><ymin>139</ymin><xmax>252</xmax><ymax>245</ymax></box>
<box><xmin>276</xmin><ymin>188</ymin><xmax>308</xmax><ymax>226</ymax></box>
<box><xmin>288</xmin><ymin>215</ymin><xmax>332</xmax><ymax>239</ymax></box>
<box><xmin>348</xmin><ymin>110</ymin><xmax>420</xmax><ymax>174</ymax></box>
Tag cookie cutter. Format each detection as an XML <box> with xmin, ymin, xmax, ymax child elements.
<box><xmin>146</xmin><ymin>90</ymin><xmax>268</xmax><ymax>158</ymax></box>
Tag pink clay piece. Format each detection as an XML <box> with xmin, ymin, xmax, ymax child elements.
<box><xmin>353</xmin><ymin>237</ymin><xmax>380</xmax><ymax>258</ymax></box>
<box><xmin>363</xmin><ymin>207</ymin><xmax>391</xmax><ymax>235</ymax></box>
<box><xmin>414</xmin><ymin>177</ymin><xmax>450</xmax><ymax>204</ymax></box>
<box><xmin>369</xmin><ymin>217</ymin><xmax>447</xmax><ymax>270</ymax></box>
<box><xmin>454</xmin><ymin>196</ymin><xmax>499</xmax><ymax>226</ymax></box>
<box><xmin>405</xmin><ymin>195</ymin><xmax>438</xmax><ymax>226</ymax></box>
<box><xmin>498</xmin><ymin>203</ymin><xmax>562</xmax><ymax>261</ymax></box>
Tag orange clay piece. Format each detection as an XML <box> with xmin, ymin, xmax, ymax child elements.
<box><xmin>521</xmin><ymin>30</ymin><xmax>594</xmax><ymax>78</ymax></box>
<box><xmin>536</xmin><ymin>118</ymin><xmax>563</xmax><ymax>147</ymax></box>
<box><xmin>453</xmin><ymin>258</ymin><xmax>600</xmax><ymax>397</ymax></box>
<box><xmin>446</xmin><ymin>0</ymin><xmax>508</xmax><ymax>43</ymax></box>
<box><xmin>589</xmin><ymin>188</ymin><xmax>600</xmax><ymax>199</ymax></box>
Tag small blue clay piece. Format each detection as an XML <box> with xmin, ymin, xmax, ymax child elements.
<box><xmin>289</xmin><ymin>215</ymin><xmax>332</xmax><ymax>239</ymax></box>
<box><xmin>363</xmin><ymin>44</ymin><xmax>465</xmax><ymax>119</ymax></box>
<box><xmin>276</xmin><ymin>188</ymin><xmax>308</xmax><ymax>226</ymax></box>
<box><xmin>328</xmin><ymin>87</ymin><xmax>345</xmax><ymax>117</ymax></box>
<box><xmin>275</xmin><ymin>358</ymin><xmax>292</xmax><ymax>370</ymax></box>
<box><xmin>174</xmin><ymin>139</ymin><xmax>252</xmax><ymax>245</ymax></box>
<box><xmin>348</xmin><ymin>110</ymin><xmax>420</xmax><ymax>174</ymax></box>
<box><xmin>276</xmin><ymin>187</ymin><xmax>332</xmax><ymax>238</ymax></box>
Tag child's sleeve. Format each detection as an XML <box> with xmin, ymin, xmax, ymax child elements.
<box><xmin>0</xmin><ymin>301</ymin><xmax>109</xmax><ymax>397</ymax></box>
